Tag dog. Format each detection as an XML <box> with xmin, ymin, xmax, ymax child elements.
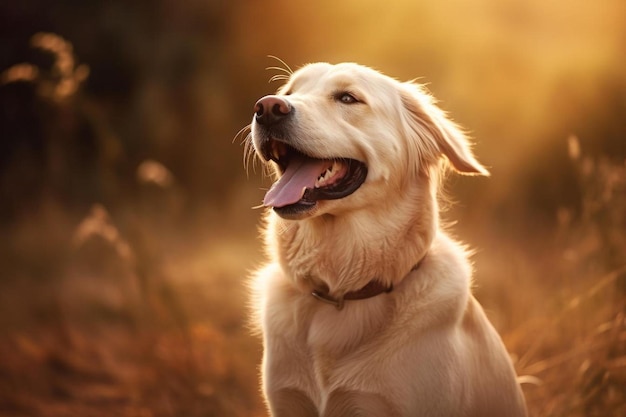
<box><xmin>247</xmin><ymin>62</ymin><xmax>527</xmax><ymax>417</ymax></box>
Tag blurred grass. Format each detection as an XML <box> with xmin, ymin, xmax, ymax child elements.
<box><xmin>0</xmin><ymin>1</ymin><xmax>625</xmax><ymax>416</ymax></box>
<box><xmin>462</xmin><ymin>146</ymin><xmax>626</xmax><ymax>416</ymax></box>
<box><xmin>0</xmin><ymin>195</ymin><xmax>266</xmax><ymax>416</ymax></box>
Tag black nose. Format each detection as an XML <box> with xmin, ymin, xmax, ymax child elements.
<box><xmin>254</xmin><ymin>95</ymin><xmax>292</xmax><ymax>126</ymax></box>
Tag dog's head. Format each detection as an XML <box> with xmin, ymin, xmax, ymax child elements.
<box><xmin>251</xmin><ymin>62</ymin><xmax>488</xmax><ymax>220</ymax></box>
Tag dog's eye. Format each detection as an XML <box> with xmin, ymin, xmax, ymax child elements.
<box><xmin>335</xmin><ymin>92</ymin><xmax>359</xmax><ymax>104</ymax></box>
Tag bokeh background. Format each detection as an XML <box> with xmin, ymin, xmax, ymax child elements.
<box><xmin>1</xmin><ymin>1</ymin><xmax>625</xmax><ymax>416</ymax></box>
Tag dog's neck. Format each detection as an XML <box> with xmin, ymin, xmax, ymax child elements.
<box><xmin>266</xmin><ymin>176</ymin><xmax>438</xmax><ymax>298</ymax></box>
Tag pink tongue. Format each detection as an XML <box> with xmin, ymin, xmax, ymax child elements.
<box><xmin>263</xmin><ymin>156</ymin><xmax>329</xmax><ymax>208</ymax></box>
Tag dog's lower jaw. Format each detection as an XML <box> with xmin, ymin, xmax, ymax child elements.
<box><xmin>273</xmin><ymin>201</ymin><xmax>319</xmax><ymax>220</ymax></box>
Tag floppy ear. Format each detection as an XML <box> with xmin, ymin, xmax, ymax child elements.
<box><xmin>400</xmin><ymin>83</ymin><xmax>489</xmax><ymax>176</ymax></box>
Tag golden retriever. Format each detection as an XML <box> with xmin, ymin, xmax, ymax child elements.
<box><xmin>247</xmin><ymin>62</ymin><xmax>527</xmax><ymax>417</ymax></box>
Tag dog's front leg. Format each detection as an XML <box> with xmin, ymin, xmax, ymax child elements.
<box><xmin>267</xmin><ymin>388</ymin><xmax>318</xmax><ymax>417</ymax></box>
<box><xmin>322</xmin><ymin>389</ymin><xmax>401</xmax><ymax>417</ymax></box>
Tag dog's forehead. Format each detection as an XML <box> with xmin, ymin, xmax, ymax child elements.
<box><xmin>286</xmin><ymin>62</ymin><xmax>394</xmax><ymax>95</ymax></box>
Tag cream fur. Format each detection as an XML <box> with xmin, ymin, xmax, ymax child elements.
<box><xmin>248</xmin><ymin>62</ymin><xmax>527</xmax><ymax>416</ymax></box>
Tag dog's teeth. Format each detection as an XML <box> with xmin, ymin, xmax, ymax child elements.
<box><xmin>315</xmin><ymin>168</ymin><xmax>330</xmax><ymax>188</ymax></box>
<box><xmin>315</xmin><ymin>164</ymin><xmax>342</xmax><ymax>188</ymax></box>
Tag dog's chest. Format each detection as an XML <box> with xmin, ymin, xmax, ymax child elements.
<box><xmin>306</xmin><ymin>345</ymin><xmax>368</xmax><ymax>412</ymax></box>
<box><xmin>304</xmin><ymin>302</ymin><xmax>389</xmax><ymax>393</ymax></box>
<box><xmin>305</xmin><ymin>335</ymin><xmax>395</xmax><ymax>415</ymax></box>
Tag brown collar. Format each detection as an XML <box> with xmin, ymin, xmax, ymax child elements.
<box><xmin>311</xmin><ymin>280</ymin><xmax>393</xmax><ymax>310</ymax></box>
<box><xmin>310</xmin><ymin>259</ymin><xmax>424</xmax><ymax>310</ymax></box>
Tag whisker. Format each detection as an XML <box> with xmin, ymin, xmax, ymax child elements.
<box><xmin>233</xmin><ymin>124</ymin><xmax>251</xmax><ymax>144</ymax></box>
<box><xmin>269</xmin><ymin>74</ymin><xmax>290</xmax><ymax>84</ymax></box>
<box><xmin>232</xmin><ymin>124</ymin><xmax>258</xmax><ymax>177</ymax></box>
<box><xmin>267</xmin><ymin>55</ymin><xmax>293</xmax><ymax>74</ymax></box>
<box><xmin>266</xmin><ymin>66</ymin><xmax>292</xmax><ymax>76</ymax></box>
<box><xmin>242</xmin><ymin>138</ymin><xmax>251</xmax><ymax>176</ymax></box>
<box><xmin>242</xmin><ymin>133</ymin><xmax>258</xmax><ymax>177</ymax></box>
<box><xmin>263</xmin><ymin>160</ymin><xmax>275</xmax><ymax>180</ymax></box>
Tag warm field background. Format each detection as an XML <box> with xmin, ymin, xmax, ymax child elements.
<box><xmin>1</xmin><ymin>1</ymin><xmax>624</xmax><ymax>416</ymax></box>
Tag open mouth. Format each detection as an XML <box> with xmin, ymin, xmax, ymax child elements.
<box><xmin>260</xmin><ymin>139</ymin><xmax>368</xmax><ymax>216</ymax></box>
